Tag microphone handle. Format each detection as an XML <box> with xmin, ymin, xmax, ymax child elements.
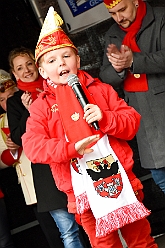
<box><xmin>91</xmin><ymin>120</ymin><xmax>100</xmax><ymax>131</ymax></box>
<box><xmin>76</xmin><ymin>97</ymin><xmax>100</xmax><ymax>131</ymax></box>
<box><xmin>71</xmin><ymin>83</ymin><xmax>99</xmax><ymax>130</ymax></box>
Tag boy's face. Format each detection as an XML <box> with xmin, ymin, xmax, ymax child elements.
<box><xmin>39</xmin><ymin>47</ymin><xmax>80</xmax><ymax>85</ymax></box>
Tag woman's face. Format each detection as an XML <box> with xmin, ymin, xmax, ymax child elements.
<box><xmin>12</xmin><ymin>54</ymin><xmax>39</xmax><ymax>83</ymax></box>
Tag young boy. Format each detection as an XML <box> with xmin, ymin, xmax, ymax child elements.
<box><xmin>22</xmin><ymin>7</ymin><xmax>158</xmax><ymax>248</ymax></box>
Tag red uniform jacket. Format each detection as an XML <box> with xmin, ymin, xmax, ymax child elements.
<box><xmin>22</xmin><ymin>70</ymin><xmax>141</xmax><ymax>203</ymax></box>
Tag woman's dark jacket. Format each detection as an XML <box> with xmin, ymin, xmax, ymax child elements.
<box><xmin>7</xmin><ymin>90</ymin><xmax>67</xmax><ymax>212</ymax></box>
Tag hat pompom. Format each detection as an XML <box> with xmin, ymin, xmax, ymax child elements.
<box><xmin>1</xmin><ymin>149</ymin><xmax>15</xmax><ymax>166</ymax></box>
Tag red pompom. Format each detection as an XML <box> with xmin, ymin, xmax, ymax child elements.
<box><xmin>1</xmin><ymin>147</ymin><xmax>23</xmax><ymax>166</ymax></box>
<box><xmin>1</xmin><ymin>149</ymin><xmax>15</xmax><ymax>166</ymax></box>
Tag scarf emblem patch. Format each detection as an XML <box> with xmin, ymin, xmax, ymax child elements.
<box><xmin>71</xmin><ymin>154</ymin><xmax>123</xmax><ymax>199</ymax></box>
<box><xmin>86</xmin><ymin>154</ymin><xmax>123</xmax><ymax>198</ymax></box>
<box><xmin>71</xmin><ymin>158</ymin><xmax>82</xmax><ymax>174</ymax></box>
<box><xmin>71</xmin><ymin>112</ymin><xmax>80</xmax><ymax>121</ymax></box>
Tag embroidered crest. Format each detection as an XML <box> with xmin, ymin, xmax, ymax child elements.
<box><xmin>86</xmin><ymin>154</ymin><xmax>123</xmax><ymax>198</ymax></box>
<box><xmin>51</xmin><ymin>104</ymin><xmax>58</xmax><ymax>112</ymax></box>
<box><xmin>94</xmin><ymin>173</ymin><xmax>123</xmax><ymax>198</ymax></box>
<box><xmin>71</xmin><ymin>158</ymin><xmax>82</xmax><ymax>174</ymax></box>
<box><xmin>71</xmin><ymin>112</ymin><xmax>80</xmax><ymax>121</ymax></box>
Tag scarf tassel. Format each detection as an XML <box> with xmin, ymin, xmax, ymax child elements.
<box><xmin>76</xmin><ymin>192</ymin><xmax>150</xmax><ymax>238</ymax></box>
<box><xmin>76</xmin><ymin>192</ymin><xmax>90</xmax><ymax>214</ymax></box>
<box><xmin>96</xmin><ymin>201</ymin><xmax>150</xmax><ymax>237</ymax></box>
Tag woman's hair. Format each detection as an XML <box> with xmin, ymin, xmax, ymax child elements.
<box><xmin>8</xmin><ymin>47</ymin><xmax>35</xmax><ymax>71</ymax></box>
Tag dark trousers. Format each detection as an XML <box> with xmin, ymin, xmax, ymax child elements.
<box><xmin>0</xmin><ymin>198</ymin><xmax>15</xmax><ymax>248</ymax></box>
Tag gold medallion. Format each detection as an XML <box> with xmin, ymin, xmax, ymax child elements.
<box><xmin>134</xmin><ymin>74</ymin><xmax>140</xmax><ymax>78</ymax></box>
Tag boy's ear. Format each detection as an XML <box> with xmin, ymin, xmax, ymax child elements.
<box><xmin>38</xmin><ymin>67</ymin><xmax>48</xmax><ymax>79</ymax></box>
<box><xmin>77</xmin><ymin>55</ymin><xmax>80</xmax><ymax>69</ymax></box>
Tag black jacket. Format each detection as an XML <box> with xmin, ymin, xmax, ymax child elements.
<box><xmin>7</xmin><ymin>90</ymin><xmax>67</xmax><ymax>212</ymax></box>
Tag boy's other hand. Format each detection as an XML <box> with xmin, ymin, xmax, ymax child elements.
<box><xmin>75</xmin><ymin>134</ymin><xmax>100</xmax><ymax>155</ymax></box>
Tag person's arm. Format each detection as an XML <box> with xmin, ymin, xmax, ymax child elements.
<box><xmin>100</xmin><ymin>11</ymin><xmax>165</xmax><ymax>85</ymax></box>
<box><xmin>99</xmin><ymin>30</ymin><xmax>126</xmax><ymax>89</ymax></box>
<box><xmin>132</xmin><ymin>9</ymin><xmax>165</xmax><ymax>74</ymax></box>
<box><xmin>130</xmin><ymin>49</ymin><xmax>165</xmax><ymax>75</ymax></box>
<box><xmin>94</xmin><ymin>82</ymin><xmax>141</xmax><ymax>140</ymax></box>
<box><xmin>7</xmin><ymin>91</ymin><xmax>29</xmax><ymax>146</ymax></box>
<box><xmin>22</xmin><ymin>98</ymin><xmax>81</xmax><ymax>165</ymax></box>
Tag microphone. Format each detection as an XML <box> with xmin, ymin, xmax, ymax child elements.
<box><xmin>67</xmin><ymin>74</ymin><xmax>99</xmax><ymax>130</ymax></box>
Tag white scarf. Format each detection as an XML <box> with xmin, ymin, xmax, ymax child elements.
<box><xmin>71</xmin><ymin>135</ymin><xmax>150</xmax><ymax>237</ymax></box>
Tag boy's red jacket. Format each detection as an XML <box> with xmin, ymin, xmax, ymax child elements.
<box><xmin>22</xmin><ymin>70</ymin><xmax>141</xmax><ymax>203</ymax></box>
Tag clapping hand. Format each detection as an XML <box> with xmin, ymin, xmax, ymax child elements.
<box><xmin>107</xmin><ymin>44</ymin><xmax>133</xmax><ymax>72</ymax></box>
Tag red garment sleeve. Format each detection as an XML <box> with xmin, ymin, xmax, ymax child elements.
<box><xmin>94</xmin><ymin>82</ymin><xmax>141</xmax><ymax>140</ymax></box>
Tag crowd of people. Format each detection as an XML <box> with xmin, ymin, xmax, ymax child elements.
<box><xmin>0</xmin><ymin>0</ymin><xmax>165</xmax><ymax>247</ymax></box>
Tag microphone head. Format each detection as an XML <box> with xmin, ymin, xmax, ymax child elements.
<box><xmin>67</xmin><ymin>74</ymin><xmax>79</xmax><ymax>86</ymax></box>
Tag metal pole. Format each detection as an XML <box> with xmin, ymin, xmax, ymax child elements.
<box><xmin>28</xmin><ymin>0</ymin><xmax>44</xmax><ymax>27</ymax></box>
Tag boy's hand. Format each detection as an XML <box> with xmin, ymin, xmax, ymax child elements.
<box><xmin>75</xmin><ymin>134</ymin><xmax>100</xmax><ymax>155</ymax></box>
<box><xmin>83</xmin><ymin>104</ymin><xmax>102</xmax><ymax>126</ymax></box>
